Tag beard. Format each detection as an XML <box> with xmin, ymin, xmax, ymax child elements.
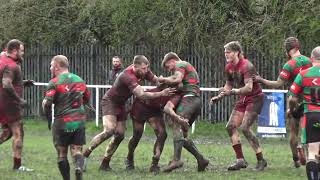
<box><xmin>135</xmin><ymin>70</ymin><xmax>145</xmax><ymax>79</ymax></box>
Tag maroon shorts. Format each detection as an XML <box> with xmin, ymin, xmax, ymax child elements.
<box><xmin>234</xmin><ymin>93</ymin><xmax>264</xmax><ymax>114</ymax></box>
<box><xmin>0</xmin><ymin>102</ymin><xmax>22</xmax><ymax>125</ymax></box>
<box><xmin>130</xmin><ymin>100</ymin><xmax>162</xmax><ymax>124</ymax></box>
<box><xmin>101</xmin><ymin>96</ymin><xmax>127</xmax><ymax>122</ymax></box>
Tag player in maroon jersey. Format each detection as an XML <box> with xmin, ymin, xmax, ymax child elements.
<box><xmin>211</xmin><ymin>41</ymin><xmax>267</xmax><ymax>171</ymax></box>
<box><xmin>254</xmin><ymin>37</ymin><xmax>312</xmax><ymax>167</ymax></box>
<box><xmin>125</xmin><ymin>86</ymin><xmax>182</xmax><ymax>173</ymax></box>
<box><xmin>0</xmin><ymin>39</ymin><xmax>33</xmax><ymax>172</ymax></box>
<box><xmin>288</xmin><ymin>46</ymin><xmax>320</xmax><ymax>180</ymax></box>
<box><xmin>82</xmin><ymin>55</ymin><xmax>175</xmax><ymax>171</ymax></box>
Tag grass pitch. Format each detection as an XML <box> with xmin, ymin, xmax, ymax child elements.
<box><xmin>0</xmin><ymin>118</ymin><xmax>305</xmax><ymax>180</ymax></box>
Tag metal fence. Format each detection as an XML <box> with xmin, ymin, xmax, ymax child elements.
<box><xmin>22</xmin><ymin>44</ymin><xmax>287</xmax><ymax>123</ymax></box>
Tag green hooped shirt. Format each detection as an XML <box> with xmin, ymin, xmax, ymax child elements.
<box><xmin>175</xmin><ymin>61</ymin><xmax>200</xmax><ymax>96</ymax></box>
<box><xmin>44</xmin><ymin>73</ymin><xmax>90</xmax><ymax>131</ymax></box>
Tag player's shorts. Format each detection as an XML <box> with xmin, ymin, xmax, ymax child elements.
<box><xmin>301</xmin><ymin>112</ymin><xmax>320</xmax><ymax>144</ymax></box>
<box><xmin>101</xmin><ymin>96</ymin><xmax>127</xmax><ymax>121</ymax></box>
<box><xmin>176</xmin><ymin>95</ymin><xmax>201</xmax><ymax>125</ymax></box>
<box><xmin>0</xmin><ymin>100</ymin><xmax>22</xmax><ymax>125</ymax></box>
<box><xmin>130</xmin><ymin>100</ymin><xmax>162</xmax><ymax>124</ymax></box>
<box><xmin>234</xmin><ymin>93</ymin><xmax>264</xmax><ymax>114</ymax></box>
<box><xmin>53</xmin><ymin>128</ymin><xmax>86</xmax><ymax>146</ymax></box>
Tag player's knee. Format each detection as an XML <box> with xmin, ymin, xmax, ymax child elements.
<box><xmin>239</xmin><ymin>125</ymin><xmax>250</xmax><ymax>135</ymax></box>
<box><xmin>114</xmin><ymin>133</ymin><xmax>125</xmax><ymax>143</ymax></box>
<box><xmin>15</xmin><ymin>139</ymin><xmax>23</xmax><ymax>150</ymax></box>
<box><xmin>226</xmin><ymin>124</ymin><xmax>235</xmax><ymax>134</ymax></box>
<box><xmin>158</xmin><ymin>131</ymin><xmax>167</xmax><ymax>142</ymax></box>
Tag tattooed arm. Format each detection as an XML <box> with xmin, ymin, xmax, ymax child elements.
<box><xmin>2</xmin><ymin>65</ymin><xmax>25</xmax><ymax>104</ymax></box>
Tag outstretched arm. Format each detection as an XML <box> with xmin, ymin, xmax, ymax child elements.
<box><xmin>132</xmin><ymin>85</ymin><xmax>175</xmax><ymax>100</ymax></box>
<box><xmin>158</xmin><ymin>71</ymin><xmax>184</xmax><ymax>85</ymax></box>
<box><xmin>255</xmin><ymin>75</ymin><xmax>286</xmax><ymax>89</ymax></box>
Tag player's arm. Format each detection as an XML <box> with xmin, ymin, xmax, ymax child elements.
<box><xmin>287</xmin><ymin>73</ymin><xmax>303</xmax><ymax>117</ymax></box>
<box><xmin>210</xmin><ymin>70</ymin><xmax>233</xmax><ymax>103</ymax></box>
<box><xmin>132</xmin><ymin>85</ymin><xmax>176</xmax><ymax>100</ymax></box>
<box><xmin>42</xmin><ymin>82</ymin><xmax>56</xmax><ymax>130</ymax></box>
<box><xmin>256</xmin><ymin>76</ymin><xmax>286</xmax><ymax>89</ymax></box>
<box><xmin>158</xmin><ymin>71</ymin><xmax>184</xmax><ymax>85</ymax></box>
<box><xmin>2</xmin><ymin>65</ymin><xmax>26</xmax><ymax>104</ymax></box>
<box><xmin>230</xmin><ymin>78</ymin><xmax>253</xmax><ymax>95</ymax></box>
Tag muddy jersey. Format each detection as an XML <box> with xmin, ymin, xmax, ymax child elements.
<box><xmin>104</xmin><ymin>65</ymin><xmax>155</xmax><ymax>105</ymax></box>
<box><xmin>225</xmin><ymin>58</ymin><xmax>262</xmax><ymax>97</ymax></box>
<box><xmin>175</xmin><ymin>61</ymin><xmax>200</xmax><ymax>96</ymax></box>
<box><xmin>44</xmin><ymin>73</ymin><xmax>90</xmax><ymax>131</ymax></box>
<box><xmin>279</xmin><ymin>55</ymin><xmax>312</xmax><ymax>85</ymax></box>
<box><xmin>289</xmin><ymin>66</ymin><xmax>320</xmax><ymax>113</ymax></box>
<box><xmin>0</xmin><ymin>55</ymin><xmax>23</xmax><ymax>124</ymax></box>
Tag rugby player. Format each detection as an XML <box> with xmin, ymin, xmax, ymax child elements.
<box><xmin>211</xmin><ymin>41</ymin><xmax>267</xmax><ymax>171</ymax></box>
<box><xmin>288</xmin><ymin>46</ymin><xmax>320</xmax><ymax>180</ymax></box>
<box><xmin>42</xmin><ymin>55</ymin><xmax>91</xmax><ymax>180</ymax></box>
<box><xmin>255</xmin><ymin>37</ymin><xmax>312</xmax><ymax>167</ymax></box>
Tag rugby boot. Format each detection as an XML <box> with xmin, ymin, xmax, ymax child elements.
<box><xmin>183</xmin><ymin>139</ymin><xmax>209</xmax><ymax>171</ymax></box>
<box><xmin>255</xmin><ymin>159</ymin><xmax>267</xmax><ymax>171</ymax></box>
<box><xmin>75</xmin><ymin>168</ymin><xmax>83</xmax><ymax>180</ymax></box>
<box><xmin>99</xmin><ymin>157</ymin><xmax>112</xmax><ymax>171</ymax></box>
<box><xmin>293</xmin><ymin>160</ymin><xmax>301</xmax><ymax>168</ymax></box>
<box><xmin>297</xmin><ymin>145</ymin><xmax>306</xmax><ymax>165</ymax></box>
<box><xmin>125</xmin><ymin>159</ymin><xmax>135</xmax><ymax>170</ymax></box>
<box><xmin>162</xmin><ymin>160</ymin><xmax>184</xmax><ymax>173</ymax></box>
<box><xmin>227</xmin><ymin>159</ymin><xmax>248</xmax><ymax>171</ymax></box>
<box><xmin>149</xmin><ymin>157</ymin><xmax>160</xmax><ymax>173</ymax></box>
<box><xmin>15</xmin><ymin>166</ymin><xmax>34</xmax><ymax>172</ymax></box>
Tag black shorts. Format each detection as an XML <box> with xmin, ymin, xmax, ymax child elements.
<box><xmin>53</xmin><ymin>128</ymin><xmax>86</xmax><ymax>146</ymax></box>
<box><xmin>303</xmin><ymin>112</ymin><xmax>320</xmax><ymax>144</ymax></box>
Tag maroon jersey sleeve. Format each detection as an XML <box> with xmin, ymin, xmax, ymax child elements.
<box><xmin>242</xmin><ymin>61</ymin><xmax>255</xmax><ymax>81</ymax></box>
<box><xmin>121</xmin><ymin>73</ymin><xmax>139</xmax><ymax>92</ymax></box>
<box><xmin>144</xmin><ymin>70</ymin><xmax>156</xmax><ymax>83</ymax></box>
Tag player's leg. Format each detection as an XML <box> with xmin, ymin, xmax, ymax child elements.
<box><xmin>304</xmin><ymin>112</ymin><xmax>320</xmax><ymax>180</ymax></box>
<box><xmin>70</xmin><ymin>145</ymin><xmax>84</xmax><ymax>180</ymax></box>
<box><xmin>56</xmin><ymin>145</ymin><xmax>70</xmax><ymax>180</ymax></box>
<box><xmin>83</xmin><ymin>115</ymin><xmax>117</xmax><ymax>158</ymax></box>
<box><xmin>100</xmin><ymin>120</ymin><xmax>126</xmax><ymax>171</ymax></box>
<box><xmin>126</xmin><ymin>119</ymin><xmax>144</xmax><ymax>170</ymax></box>
<box><xmin>240</xmin><ymin>94</ymin><xmax>266</xmax><ymax>171</ymax></box>
<box><xmin>240</xmin><ymin>111</ymin><xmax>266</xmax><ymax>171</ymax></box>
<box><xmin>179</xmin><ymin>96</ymin><xmax>209</xmax><ymax>171</ymax></box>
<box><xmin>9</xmin><ymin>120</ymin><xmax>28</xmax><ymax>170</ymax></box>
<box><xmin>148</xmin><ymin>116</ymin><xmax>167</xmax><ymax>172</ymax></box>
<box><xmin>0</xmin><ymin>124</ymin><xmax>12</xmax><ymax>144</ymax></box>
<box><xmin>70</xmin><ymin>128</ymin><xmax>86</xmax><ymax>180</ymax></box>
<box><xmin>306</xmin><ymin>142</ymin><xmax>319</xmax><ymax>180</ymax></box>
<box><xmin>288</xmin><ymin>115</ymin><xmax>301</xmax><ymax>167</ymax></box>
<box><xmin>226</xmin><ymin>108</ymin><xmax>247</xmax><ymax>171</ymax></box>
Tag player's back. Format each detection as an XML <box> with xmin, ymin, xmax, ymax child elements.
<box><xmin>51</xmin><ymin>73</ymin><xmax>87</xmax><ymax>119</ymax></box>
<box><xmin>176</xmin><ymin>61</ymin><xmax>200</xmax><ymax>96</ymax></box>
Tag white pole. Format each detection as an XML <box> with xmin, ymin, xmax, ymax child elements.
<box><xmin>191</xmin><ymin>121</ymin><xmax>195</xmax><ymax>134</ymax></box>
<box><xmin>51</xmin><ymin>104</ymin><xmax>55</xmax><ymax>124</ymax></box>
<box><xmin>95</xmin><ymin>87</ymin><xmax>99</xmax><ymax>127</ymax></box>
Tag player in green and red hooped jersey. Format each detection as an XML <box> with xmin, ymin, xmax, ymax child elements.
<box><xmin>288</xmin><ymin>46</ymin><xmax>320</xmax><ymax>180</ymax></box>
<box><xmin>211</xmin><ymin>41</ymin><xmax>267</xmax><ymax>171</ymax></box>
<box><xmin>254</xmin><ymin>37</ymin><xmax>312</xmax><ymax>168</ymax></box>
<box><xmin>158</xmin><ymin>52</ymin><xmax>209</xmax><ymax>173</ymax></box>
<box><xmin>42</xmin><ymin>55</ymin><xmax>91</xmax><ymax>180</ymax></box>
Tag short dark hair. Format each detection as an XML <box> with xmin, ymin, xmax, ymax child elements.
<box><xmin>284</xmin><ymin>37</ymin><xmax>300</xmax><ymax>53</ymax></box>
<box><xmin>112</xmin><ymin>56</ymin><xmax>122</xmax><ymax>62</ymax></box>
<box><xmin>52</xmin><ymin>55</ymin><xmax>69</xmax><ymax>68</ymax></box>
<box><xmin>224</xmin><ymin>41</ymin><xmax>243</xmax><ymax>53</ymax></box>
<box><xmin>161</xmin><ymin>52</ymin><xmax>181</xmax><ymax>68</ymax></box>
<box><xmin>133</xmin><ymin>55</ymin><xmax>149</xmax><ymax>65</ymax></box>
<box><xmin>6</xmin><ymin>39</ymin><xmax>23</xmax><ymax>53</ymax></box>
